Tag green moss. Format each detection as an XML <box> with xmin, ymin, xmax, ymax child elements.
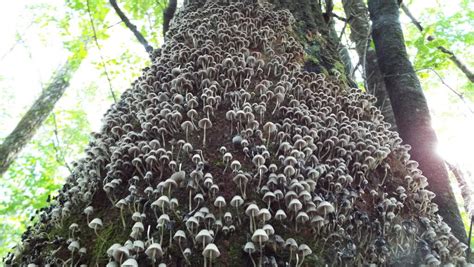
<box><xmin>91</xmin><ymin>220</ymin><xmax>128</xmax><ymax>264</ymax></box>
<box><xmin>227</xmin><ymin>234</ymin><xmax>246</xmax><ymax>266</ymax></box>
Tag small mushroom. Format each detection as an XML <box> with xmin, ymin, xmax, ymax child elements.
<box><xmin>243</xmin><ymin>241</ymin><xmax>257</xmax><ymax>267</ymax></box>
<box><xmin>202</xmin><ymin>243</ymin><xmax>220</xmax><ymax>267</ymax></box>
<box><xmin>88</xmin><ymin>218</ymin><xmax>104</xmax><ymax>240</ymax></box>
<box><xmin>198</xmin><ymin>118</ymin><xmax>212</xmax><ymax>146</ymax></box>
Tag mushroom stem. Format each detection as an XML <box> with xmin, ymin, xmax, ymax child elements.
<box><xmin>298</xmin><ymin>254</ymin><xmax>306</xmax><ymax>267</ymax></box>
<box><xmin>120</xmin><ymin>208</ymin><xmax>126</xmax><ymax>228</ymax></box>
<box><xmin>295</xmin><ymin>253</ymin><xmax>300</xmax><ymax>267</ymax></box>
<box><xmin>289</xmin><ymin>248</ymin><xmax>293</xmax><ymax>265</ymax></box>
<box><xmin>248</xmin><ymin>252</ymin><xmax>257</xmax><ymax>267</ymax></box>
<box><xmin>203</xmin><ymin>126</ymin><xmax>207</xmax><ymax>146</ymax></box>
<box><xmin>259</xmin><ymin>238</ymin><xmax>263</xmax><ymax>267</ymax></box>
<box><xmin>70</xmin><ymin>250</ymin><xmax>74</xmax><ymax>267</ymax></box>
<box><xmin>179</xmin><ymin>242</ymin><xmax>190</xmax><ymax>265</ymax></box>
<box><xmin>189</xmin><ymin>190</ymin><xmax>193</xmax><ymax>212</ymax></box>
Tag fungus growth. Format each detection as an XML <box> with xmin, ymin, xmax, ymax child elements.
<box><xmin>5</xmin><ymin>0</ymin><xmax>468</xmax><ymax>266</ymax></box>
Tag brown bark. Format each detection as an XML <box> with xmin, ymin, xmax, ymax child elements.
<box><xmin>368</xmin><ymin>0</ymin><xmax>466</xmax><ymax>241</ymax></box>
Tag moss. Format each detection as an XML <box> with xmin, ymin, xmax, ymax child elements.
<box><xmin>91</xmin><ymin>221</ymin><xmax>128</xmax><ymax>264</ymax></box>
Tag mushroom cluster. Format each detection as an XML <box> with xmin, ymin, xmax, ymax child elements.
<box><xmin>5</xmin><ymin>0</ymin><xmax>468</xmax><ymax>266</ymax></box>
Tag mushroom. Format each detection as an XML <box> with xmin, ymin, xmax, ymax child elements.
<box><xmin>263</xmin><ymin>122</ymin><xmax>277</xmax><ymax>147</ymax></box>
<box><xmin>88</xmin><ymin>218</ymin><xmax>104</xmax><ymax>240</ymax></box>
<box><xmin>230</xmin><ymin>195</ymin><xmax>244</xmax><ymax>224</ymax></box>
<box><xmin>202</xmin><ymin>243</ymin><xmax>220</xmax><ymax>267</ymax></box>
<box><xmin>115</xmin><ymin>199</ymin><xmax>128</xmax><ymax>228</ymax></box>
<box><xmin>243</xmin><ymin>242</ymin><xmax>257</xmax><ymax>267</ymax></box>
<box><xmin>245</xmin><ymin>204</ymin><xmax>260</xmax><ymax>233</ymax></box>
<box><xmin>285</xmin><ymin>238</ymin><xmax>298</xmax><ymax>265</ymax></box>
<box><xmin>297</xmin><ymin>244</ymin><xmax>312</xmax><ymax>267</ymax></box>
<box><xmin>198</xmin><ymin>118</ymin><xmax>212</xmax><ymax>146</ymax></box>
<box><xmin>84</xmin><ymin>206</ymin><xmax>94</xmax><ymax>224</ymax></box>
<box><xmin>174</xmin><ymin>230</ymin><xmax>190</xmax><ymax>264</ymax></box>
<box><xmin>251</xmin><ymin>229</ymin><xmax>269</xmax><ymax>266</ymax></box>
<box><xmin>145</xmin><ymin>243</ymin><xmax>163</xmax><ymax>267</ymax></box>
<box><xmin>196</xmin><ymin>229</ymin><xmax>213</xmax><ymax>250</ymax></box>
<box><xmin>68</xmin><ymin>240</ymin><xmax>80</xmax><ymax>267</ymax></box>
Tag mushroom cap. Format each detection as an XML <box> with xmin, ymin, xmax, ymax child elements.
<box><xmin>243</xmin><ymin>241</ymin><xmax>256</xmax><ymax>253</ymax></box>
<box><xmin>198</xmin><ymin>118</ymin><xmax>212</xmax><ymax>129</ymax></box>
<box><xmin>145</xmin><ymin>243</ymin><xmax>163</xmax><ymax>259</ymax></box>
<box><xmin>121</xmin><ymin>258</ymin><xmax>138</xmax><ymax>267</ymax></box>
<box><xmin>88</xmin><ymin>218</ymin><xmax>103</xmax><ymax>230</ymax></box>
<box><xmin>317</xmin><ymin>201</ymin><xmax>335</xmax><ymax>215</ymax></box>
<box><xmin>251</xmin><ymin>229</ymin><xmax>269</xmax><ymax>243</ymax></box>
<box><xmin>230</xmin><ymin>195</ymin><xmax>244</xmax><ymax>207</ymax></box>
<box><xmin>288</xmin><ymin>198</ymin><xmax>303</xmax><ymax>212</ymax></box>
<box><xmin>196</xmin><ymin>229</ymin><xmax>213</xmax><ymax>245</ymax></box>
<box><xmin>68</xmin><ymin>240</ymin><xmax>80</xmax><ymax>252</ymax></box>
<box><xmin>69</xmin><ymin>223</ymin><xmax>79</xmax><ymax>231</ymax></box>
<box><xmin>245</xmin><ymin>204</ymin><xmax>260</xmax><ymax>217</ymax></box>
<box><xmin>262</xmin><ymin>224</ymin><xmax>275</xmax><ymax>236</ymax></box>
<box><xmin>257</xmin><ymin>208</ymin><xmax>272</xmax><ymax>222</ymax></box>
<box><xmin>107</xmin><ymin>243</ymin><xmax>121</xmax><ymax>257</ymax></box>
<box><xmin>214</xmin><ymin>196</ymin><xmax>227</xmax><ymax>208</ymax></box>
<box><xmin>112</xmin><ymin>246</ymin><xmax>129</xmax><ymax>263</ymax></box>
<box><xmin>173</xmin><ymin>230</ymin><xmax>187</xmax><ymax>242</ymax></box>
<box><xmin>299</xmin><ymin>244</ymin><xmax>312</xmax><ymax>256</ymax></box>
<box><xmin>132</xmin><ymin>222</ymin><xmax>144</xmax><ymax>233</ymax></box>
<box><xmin>202</xmin><ymin>243</ymin><xmax>221</xmax><ymax>259</ymax></box>
<box><xmin>84</xmin><ymin>206</ymin><xmax>94</xmax><ymax>215</ymax></box>
<box><xmin>285</xmin><ymin>238</ymin><xmax>298</xmax><ymax>250</ymax></box>
<box><xmin>275</xmin><ymin>209</ymin><xmax>287</xmax><ymax>220</ymax></box>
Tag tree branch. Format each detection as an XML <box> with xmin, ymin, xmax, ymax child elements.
<box><xmin>416</xmin><ymin>68</ymin><xmax>474</xmax><ymax>114</ymax></box>
<box><xmin>0</xmin><ymin>64</ymin><xmax>73</xmax><ymax>177</ymax></box>
<box><xmin>109</xmin><ymin>0</ymin><xmax>153</xmax><ymax>53</ymax></box>
<box><xmin>86</xmin><ymin>0</ymin><xmax>117</xmax><ymax>103</ymax></box>
<box><xmin>401</xmin><ymin>3</ymin><xmax>474</xmax><ymax>83</ymax></box>
<box><xmin>51</xmin><ymin>113</ymin><xmax>73</xmax><ymax>174</ymax></box>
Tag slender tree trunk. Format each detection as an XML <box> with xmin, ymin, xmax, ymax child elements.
<box><xmin>0</xmin><ymin>64</ymin><xmax>73</xmax><ymax>178</ymax></box>
<box><xmin>368</xmin><ymin>0</ymin><xmax>466</xmax><ymax>241</ymax></box>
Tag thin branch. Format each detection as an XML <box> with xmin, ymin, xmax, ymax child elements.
<box><xmin>437</xmin><ymin>46</ymin><xmax>474</xmax><ymax>83</ymax></box>
<box><xmin>109</xmin><ymin>0</ymin><xmax>153</xmax><ymax>53</ymax></box>
<box><xmin>400</xmin><ymin>4</ymin><xmax>423</xmax><ymax>32</ymax></box>
<box><xmin>51</xmin><ymin>113</ymin><xmax>72</xmax><ymax>174</ymax></box>
<box><xmin>401</xmin><ymin>3</ymin><xmax>474</xmax><ymax>83</ymax></box>
<box><xmin>86</xmin><ymin>0</ymin><xmax>118</xmax><ymax>103</ymax></box>
<box><xmin>416</xmin><ymin>68</ymin><xmax>474</xmax><ymax>114</ymax></box>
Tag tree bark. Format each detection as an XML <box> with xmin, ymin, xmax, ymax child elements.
<box><xmin>0</xmin><ymin>64</ymin><xmax>73</xmax><ymax>178</ymax></box>
<box><xmin>6</xmin><ymin>1</ymin><xmax>469</xmax><ymax>266</ymax></box>
<box><xmin>341</xmin><ymin>0</ymin><xmax>397</xmax><ymax>130</ymax></box>
<box><xmin>368</xmin><ymin>0</ymin><xmax>466</xmax><ymax>241</ymax></box>
<box><xmin>163</xmin><ymin>0</ymin><xmax>177</xmax><ymax>37</ymax></box>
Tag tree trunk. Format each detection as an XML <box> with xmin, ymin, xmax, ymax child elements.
<box><xmin>0</xmin><ymin>64</ymin><xmax>73</xmax><ymax>178</ymax></box>
<box><xmin>6</xmin><ymin>1</ymin><xmax>468</xmax><ymax>266</ymax></box>
<box><xmin>368</xmin><ymin>0</ymin><xmax>466</xmax><ymax>242</ymax></box>
<box><xmin>341</xmin><ymin>0</ymin><xmax>397</xmax><ymax>130</ymax></box>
